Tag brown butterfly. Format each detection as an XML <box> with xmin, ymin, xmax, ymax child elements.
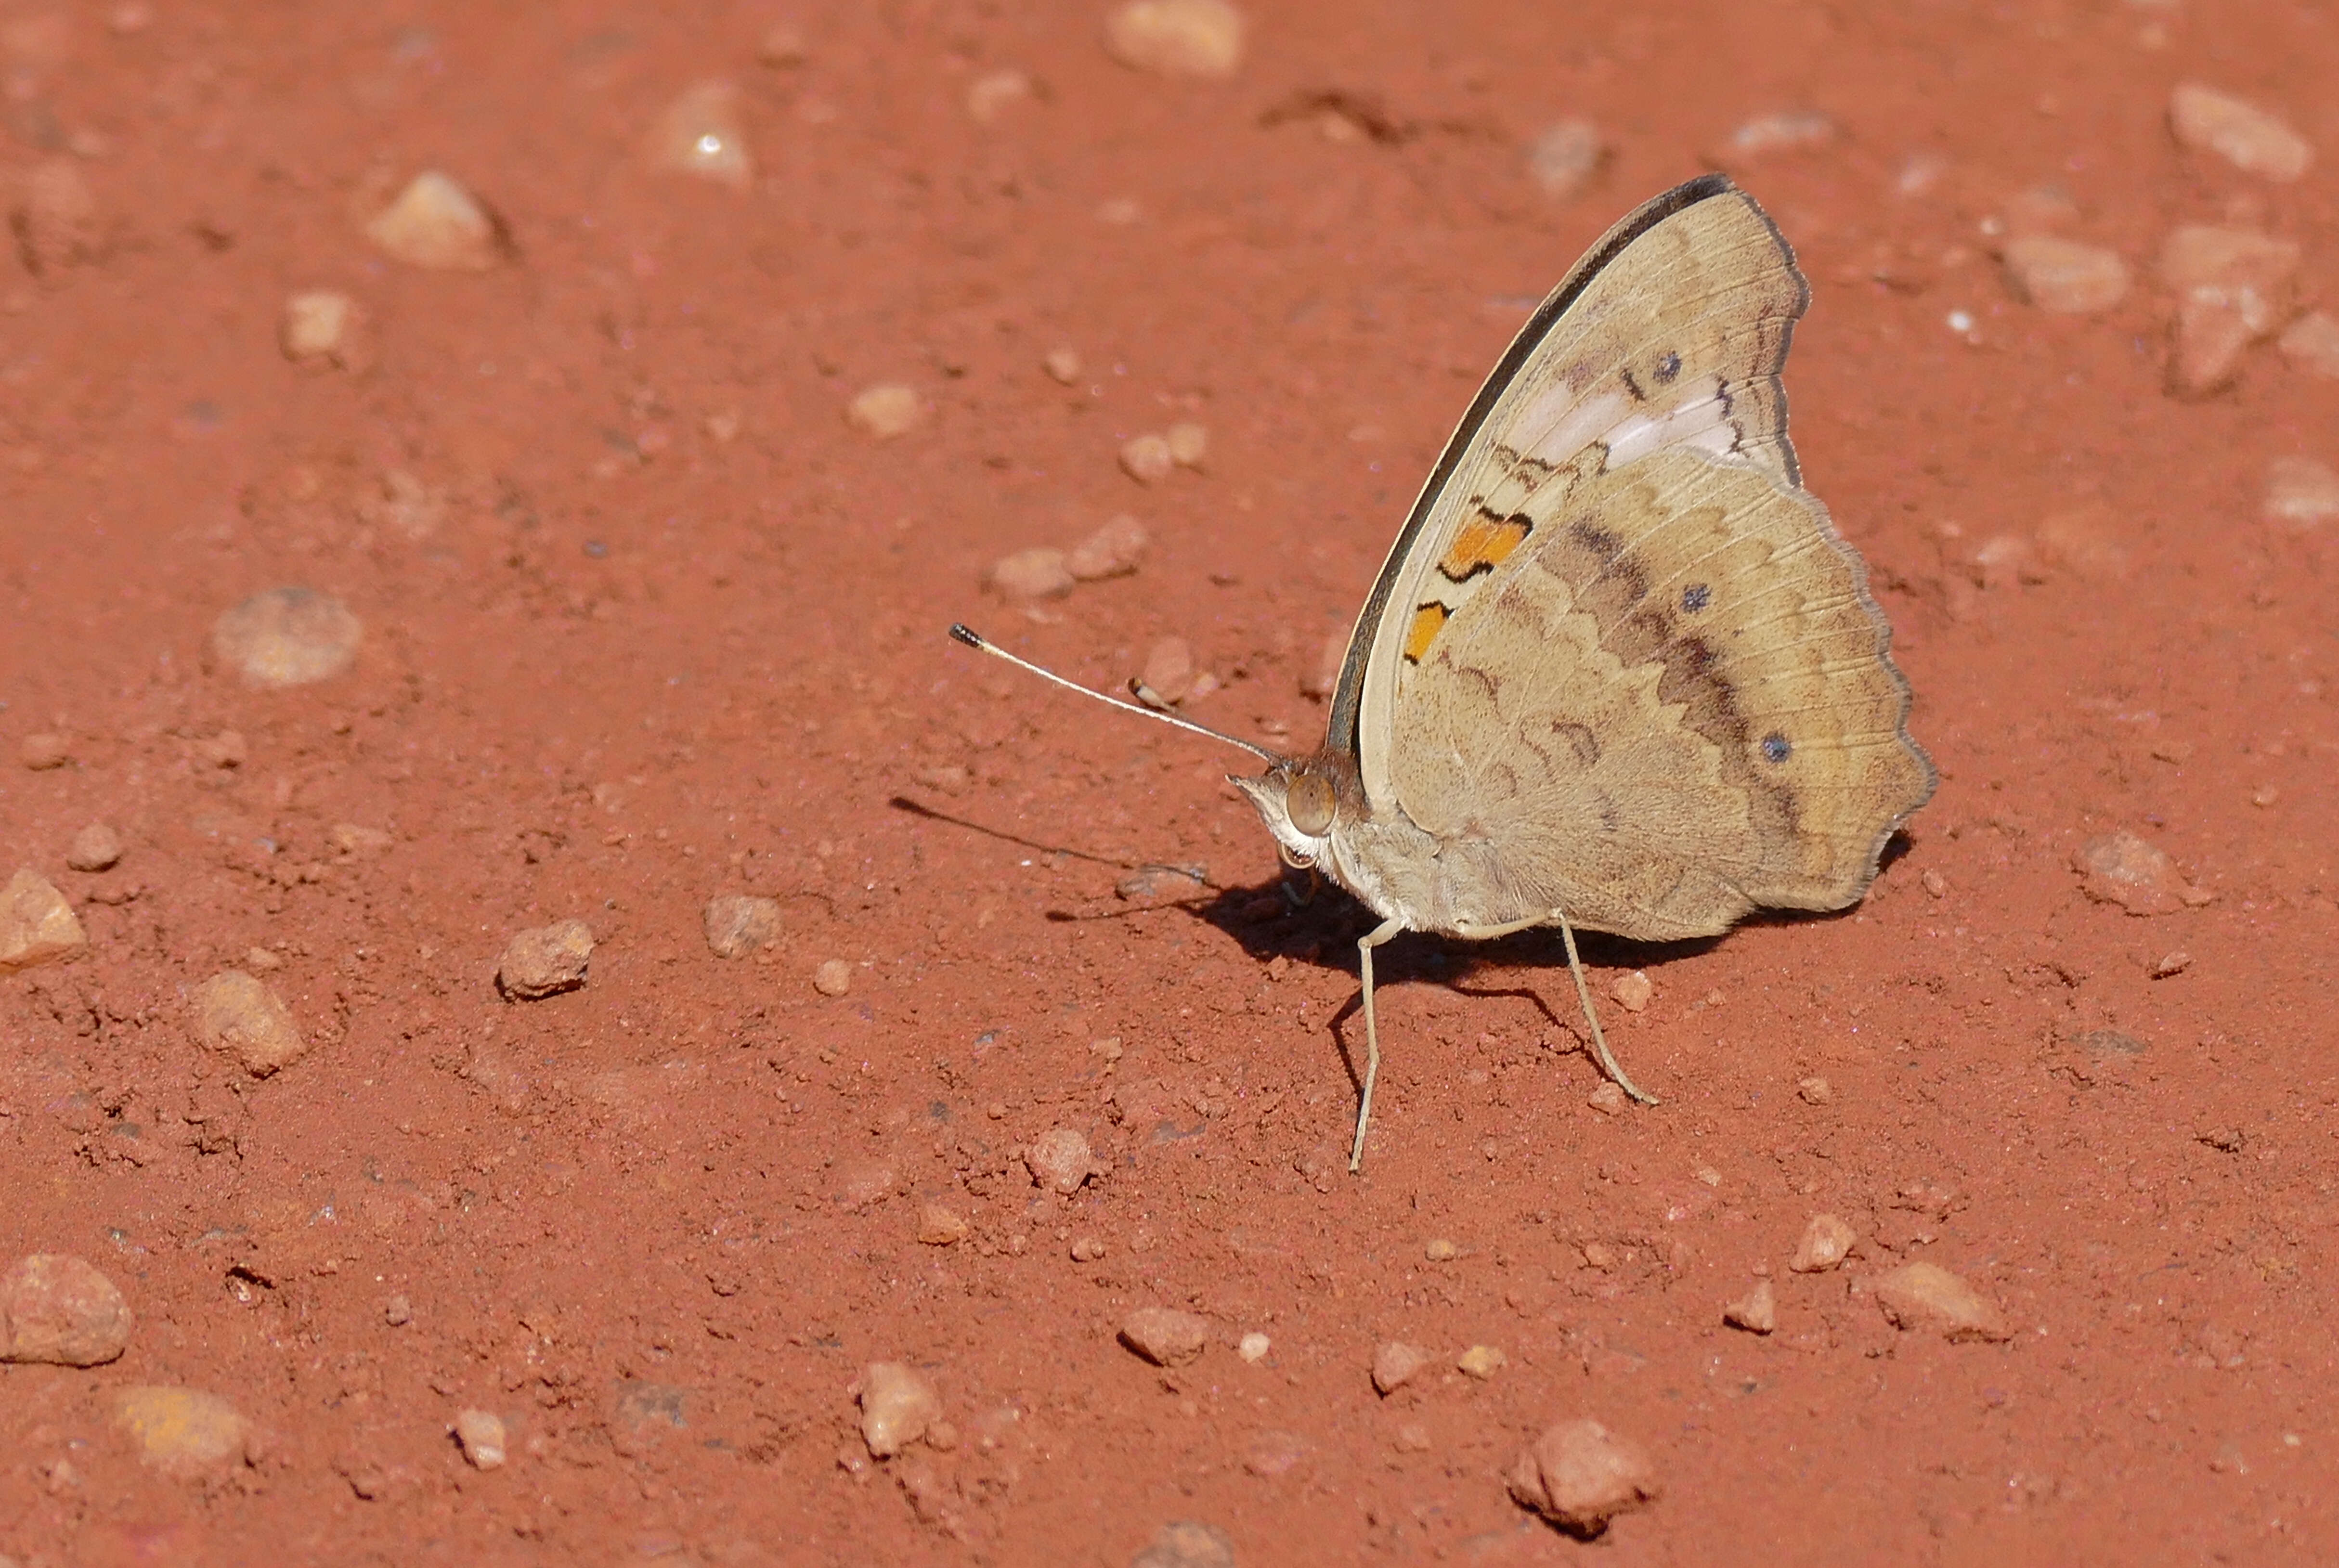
<box><xmin>954</xmin><ymin>174</ymin><xmax>1935</xmax><ymax>1170</ymax></box>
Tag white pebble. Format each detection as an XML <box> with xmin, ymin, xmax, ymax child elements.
<box><xmin>1102</xmin><ymin>0</ymin><xmax>1245</xmax><ymax>80</ymax></box>
<box><xmin>1526</xmin><ymin>119</ymin><xmax>1604</xmax><ymax>200</ymax></box>
<box><xmin>2159</xmin><ymin>226</ymin><xmax>2300</xmax><ymax>396</ymax></box>
<box><xmin>702</xmin><ymin>894</ymin><xmax>781</xmax><ymax>958</ymax></box>
<box><xmin>364</xmin><ymin>171</ymin><xmax>504</xmax><ymax>271</ymax></box>
<box><xmin>1066</xmin><ymin>514</ymin><xmax>1148</xmax><ymax>581</ymax></box>
<box><xmin>1608</xmin><ymin>970</ymin><xmax>1652</xmax><ymax>1013</ymax></box>
<box><xmin>1024</xmin><ymin>1127</ymin><xmax>1095</xmax><ymax>1194</ymax></box>
<box><xmin>846</xmin><ymin>383</ymin><xmax>924</xmax><ymax>440</ymax></box>
<box><xmin>857</xmin><ymin>1362</ymin><xmax>943</xmax><ymax>1457</ymax></box>
<box><xmin>965</xmin><ymin>69</ymin><xmax>1033</xmax><ymax>124</ymax></box>
<box><xmin>1871</xmin><ymin>1260</ymin><xmax>2013</xmax><ymax>1343</ymax></box>
<box><xmin>211</xmin><ymin>587</ymin><xmax>362</xmax><ymax>688</ymax></box>
<box><xmin>2264</xmin><ymin>456</ymin><xmax>2339</xmax><ymax>529</ymax></box>
<box><xmin>1788</xmin><ymin>1213</ymin><xmax>1856</xmax><ymax>1273</ymax></box>
<box><xmin>280</xmin><ymin>290</ymin><xmax>365</xmax><ymax>370</ymax></box>
<box><xmin>648</xmin><ymin>81</ymin><xmax>753</xmax><ymax>188</ymax></box>
<box><xmin>2276</xmin><ymin>311</ymin><xmax>2339</xmax><ymax>380</ymax></box>
<box><xmin>1042</xmin><ymin>345</ymin><xmax>1082</xmax><ymax>384</ymax></box>
<box><xmin>1719</xmin><ymin>109</ymin><xmax>1834</xmax><ymax>162</ymax></box>
<box><xmin>453</xmin><ymin>1408</ymin><xmax>507</xmax><ymax>1469</ymax></box>
<box><xmin>2000</xmin><ymin>236</ymin><xmax>2129</xmax><ymax>313</ymax></box>
<box><xmin>2168</xmin><ymin>82</ymin><xmax>2312</xmax><ymax>182</ymax></box>
<box><xmin>1119</xmin><ymin>432</ymin><xmax>1175</xmax><ymax>484</ymax></box>
<box><xmin>1118</xmin><ymin>1306</ymin><xmax>1209</xmax><ymax>1366</ymax></box>
<box><xmin>1165</xmin><ymin>422</ymin><xmax>1208</xmax><ymax>467</ymax></box>
<box><xmin>495</xmin><ymin>920</ymin><xmax>594</xmax><ymax>1000</ymax></box>
<box><xmin>987</xmin><ymin>546</ymin><xmax>1075</xmax><ymax>600</ymax></box>
<box><xmin>1237</xmin><ymin>1332</ymin><xmax>1270</xmax><ymax>1363</ymax></box>
<box><xmin>1722</xmin><ymin>1279</ymin><xmax>1776</xmax><ymax>1335</ymax></box>
<box><xmin>1139</xmin><ymin>637</ymin><xmax>1196</xmax><ymax>704</ymax></box>
<box><xmin>813</xmin><ymin>958</ymin><xmax>853</xmax><ymax>997</ymax></box>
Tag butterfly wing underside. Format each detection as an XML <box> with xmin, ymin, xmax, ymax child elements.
<box><xmin>1327</xmin><ymin>174</ymin><xmax>1934</xmax><ymax>941</ymax></box>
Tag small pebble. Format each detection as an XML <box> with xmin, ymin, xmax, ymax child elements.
<box><xmin>1066</xmin><ymin>514</ymin><xmax>1148</xmax><ymax>581</ymax></box>
<box><xmin>858</xmin><ymin>1362</ymin><xmax>943</xmax><ymax>1457</ymax></box>
<box><xmin>2160</xmin><ymin>226</ymin><xmax>2299</xmax><ymax>395</ymax></box>
<box><xmin>1797</xmin><ymin>1076</ymin><xmax>1833</xmax><ymax>1106</ymax></box>
<box><xmin>2001</xmin><ymin>236</ymin><xmax>2129</xmax><ymax>313</ymax></box>
<box><xmin>113</xmin><ymin>1387</ymin><xmax>247</xmax><ymax>1476</ymax></box>
<box><xmin>648</xmin><ymin>80</ymin><xmax>753</xmax><ymax>189</ymax></box>
<box><xmin>0</xmin><ymin>1254</ymin><xmax>132</xmax><ymax>1365</ymax></box>
<box><xmin>2168</xmin><ymin>82</ymin><xmax>2312</xmax><ymax>182</ymax></box>
<box><xmin>1457</xmin><ymin>1344</ymin><xmax>1507</xmax><ymax>1379</ymax></box>
<box><xmin>1723</xmin><ymin>1279</ymin><xmax>1777</xmax><ymax>1335</ymax></box>
<box><xmin>1505</xmin><ymin>1418</ymin><xmax>1662</xmax><ymax>1538</ymax></box>
<box><xmin>1243</xmin><ymin>1429</ymin><xmax>1311</xmax><ymax>1477</ymax></box>
<box><xmin>1102</xmin><ymin>0</ymin><xmax>1245</xmax><ymax>80</ymax></box>
<box><xmin>243</xmin><ymin>946</ymin><xmax>283</xmax><ymax>972</ymax></box>
<box><xmin>1871</xmin><ymin>1260</ymin><xmax>2013</xmax><ymax>1343</ymax></box>
<box><xmin>1165</xmin><ymin>422</ymin><xmax>1208</xmax><ymax>467</ymax></box>
<box><xmin>1585</xmin><ymin>1081</ymin><xmax>1626</xmax><ymax>1116</ymax></box>
<box><xmin>19</xmin><ymin>732</ymin><xmax>68</xmax><ymax>770</ymax></box>
<box><xmin>702</xmin><ymin>894</ymin><xmax>781</xmax><ymax>958</ymax></box>
<box><xmin>987</xmin><ymin>546</ymin><xmax>1075</xmax><ymax>600</ymax></box>
<box><xmin>1299</xmin><ymin>632</ymin><xmax>1346</xmax><ymax>700</ymax></box>
<box><xmin>1608</xmin><ymin>970</ymin><xmax>1652</xmax><ymax>1013</ymax></box>
<box><xmin>1526</xmin><ymin>118</ymin><xmax>1604</xmax><ymax>199</ymax></box>
<box><xmin>813</xmin><ymin>958</ymin><xmax>854</xmax><ymax>997</ymax></box>
<box><xmin>1119</xmin><ymin>432</ymin><xmax>1176</xmax><ymax>485</ymax></box>
<box><xmin>1043</xmin><ymin>346</ymin><xmax>1083</xmax><ymax>384</ymax></box>
<box><xmin>1422</xmin><ymin>1238</ymin><xmax>1460</xmax><ymax>1264</ymax></box>
<box><xmin>211</xmin><ymin>587</ymin><xmax>362</xmax><ymax>688</ymax></box>
<box><xmin>2073</xmin><ymin>830</ymin><xmax>2209</xmax><ymax>916</ymax></box>
<box><xmin>1719</xmin><ymin>109</ymin><xmax>1834</xmax><ymax>162</ymax></box>
<box><xmin>191</xmin><ymin>970</ymin><xmax>307</xmax><ymax>1076</ymax></box>
<box><xmin>1119</xmin><ymin>1305</ymin><xmax>1210</xmax><ymax>1367</ymax></box>
<box><xmin>280</xmin><ymin>290</ymin><xmax>365</xmax><ymax>369</ymax></box>
<box><xmin>1237</xmin><ymin>1331</ymin><xmax>1270</xmax><ymax>1363</ymax></box>
<box><xmin>917</xmin><ymin>1203</ymin><xmax>970</xmax><ymax>1246</ymax></box>
<box><xmin>453</xmin><ymin>1408</ymin><xmax>507</xmax><ymax>1469</ymax></box>
<box><xmin>1789</xmin><ymin>1213</ymin><xmax>1856</xmax><ymax>1273</ymax></box>
<box><xmin>2276</xmin><ymin>312</ymin><xmax>2339</xmax><ymax>379</ymax></box>
<box><xmin>1371</xmin><ymin>1340</ymin><xmax>1429</xmax><ymax>1395</ymax></box>
<box><xmin>0</xmin><ymin>869</ymin><xmax>84</xmax><ymax>975</ymax></box>
<box><xmin>364</xmin><ymin>170</ymin><xmax>504</xmax><ymax>271</ymax></box>
<box><xmin>66</xmin><ymin>824</ymin><xmax>121</xmax><ymax>873</ymax></box>
<box><xmin>1069</xmin><ymin>1236</ymin><xmax>1106</xmax><ymax>1262</ymax></box>
<box><xmin>1140</xmin><ymin>637</ymin><xmax>1198</xmax><ymax>705</ymax></box>
<box><xmin>1129</xmin><ymin>1520</ymin><xmax>1236</xmax><ymax>1568</ymax></box>
<box><xmin>1921</xmin><ymin>868</ymin><xmax>1949</xmax><ymax>898</ymax></box>
<box><xmin>965</xmin><ymin>68</ymin><xmax>1033</xmax><ymax>124</ymax></box>
<box><xmin>847</xmin><ymin>383</ymin><xmax>924</xmax><ymax>440</ymax></box>
<box><xmin>2150</xmin><ymin>950</ymin><xmax>2193</xmax><ymax>979</ymax></box>
<box><xmin>495</xmin><ymin>920</ymin><xmax>594</xmax><ymax>1000</ymax></box>
<box><xmin>383</xmin><ymin>1295</ymin><xmax>412</xmax><ymax>1326</ymax></box>
<box><xmin>1392</xmin><ymin>1422</ymin><xmax>1433</xmax><ymax>1453</ymax></box>
<box><xmin>2263</xmin><ymin>455</ymin><xmax>2339</xmax><ymax>528</ymax></box>
<box><xmin>1025</xmin><ymin>1127</ymin><xmax>1095</xmax><ymax>1194</ymax></box>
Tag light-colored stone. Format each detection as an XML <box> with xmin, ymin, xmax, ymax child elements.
<box><xmin>191</xmin><ymin>970</ymin><xmax>306</xmax><ymax>1076</ymax></box>
<box><xmin>2169</xmin><ymin>83</ymin><xmax>2312</xmax><ymax>181</ymax></box>
<box><xmin>2160</xmin><ymin>226</ymin><xmax>2300</xmax><ymax>395</ymax></box>
<box><xmin>1130</xmin><ymin>1521</ymin><xmax>1236</xmax><ymax>1568</ymax></box>
<box><xmin>19</xmin><ymin>732</ymin><xmax>68</xmax><ymax>770</ymax></box>
<box><xmin>1119</xmin><ymin>432</ymin><xmax>1175</xmax><ymax>485</ymax></box>
<box><xmin>329</xmin><ymin>823</ymin><xmax>394</xmax><ymax>855</ymax></box>
<box><xmin>2277</xmin><ymin>312</ymin><xmax>2339</xmax><ymax>379</ymax></box>
<box><xmin>0</xmin><ymin>869</ymin><xmax>85</xmax><ymax>974</ymax></box>
<box><xmin>858</xmin><ymin>1362</ymin><xmax>942</xmax><ymax>1457</ymax></box>
<box><xmin>1371</xmin><ymin>1340</ymin><xmax>1429</xmax><ymax>1395</ymax></box>
<box><xmin>210</xmin><ymin>587</ymin><xmax>362</xmax><ymax>688</ymax></box>
<box><xmin>1043</xmin><ymin>345</ymin><xmax>1083</xmax><ymax>384</ymax></box>
<box><xmin>1505</xmin><ymin>1418</ymin><xmax>1662</xmax><ymax>1537</ymax></box>
<box><xmin>916</xmin><ymin>1203</ymin><xmax>970</xmax><ymax>1245</ymax></box>
<box><xmin>1457</xmin><ymin>1344</ymin><xmax>1507</xmax><ymax>1379</ymax></box>
<box><xmin>1165</xmin><ymin>422</ymin><xmax>1208</xmax><ymax>467</ymax></box>
<box><xmin>66</xmin><ymin>824</ymin><xmax>122</xmax><ymax>872</ymax></box>
<box><xmin>1066</xmin><ymin>514</ymin><xmax>1148</xmax><ymax>581</ymax></box>
<box><xmin>453</xmin><ymin>1408</ymin><xmax>507</xmax><ymax>1469</ymax></box>
<box><xmin>280</xmin><ymin>290</ymin><xmax>366</xmax><ymax>370</ymax></box>
<box><xmin>2074</xmin><ymin>830</ymin><xmax>2210</xmax><ymax>915</ymax></box>
<box><xmin>648</xmin><ymin>80</ymin><xmax>753</xmax><ymax>189</ymax></box>
<box><xmin>1872</xmin><ymin>1260</ymin><xmax>2013</xmax><ymax>1343</ymax></box>
<box><xmin>495</xmin><ymin>920</ymin><xmax>594</xmax><ymax>999</ymax></box>
<box><xmin>1585</xmin><ymin>1081</ymin><xmax>1626</xmax><ymax>1116</ymax></box>
<box><xmin>1722</xmin><ymin>1279</ymin><xmax>1776</xmax><ymax>1335</ymax></box>
<box><xmin>1103</xmin><ymin>0</ymin><xmax>1244</xmax><ymax>80</ymax></box>
<box><xmin>1719</xmin><ymin>109</ymin><xmax>1834</xmax><ymax>163</ymax></box>
<box><xmin>1789</xmin><ymin>1213</ymin><xmax>1856</xmax><ymax>1273</ymax></box>
<box><xmin>702</xmin><ymin>894</ymin><xmax>781</xmax><ymax>958</ymax></box>
<box><xmin>813</xmin><ymin>958</ymin><xmax>853</xmax><ymax>997</ymax></box>
<box><xmin>1423</xmin><ymin>1237</ymin><xmax>1459</xmax><ymax>1262</ymax></box>
<box><xmin>1140</xmin><ymin>637</ymin><xmax>1196</xmax><ymax>704</ymax></box>
<box><xmin>1119</xmin><ymin>1305</ymin><xmax>1209</xmax><ymax>1366</ymax></box>
<box><xmin>846</xmin><ymin>382</ymin><xmax>923</xmax><ymax>440</ymax></box>
<box><xmin>988</xmin><ymin>546</ymin><xmax>1075</xmax><ymax>600</ymax></box>
<box><xmin>1797</xmin><ymin>1075</ymin><xmax>1834</xmax><ymax>1105</ymax></box>
<box><xmin>1527</xmin><ymin>118</ymin><xmax>1604</xmax><ymax>199</ymax></box>
<box><xmin>1025</xmin><ymin>1127</ymin><xmax>1095</xmax><ymax>1194</ymax></box>
<box><xmin>2001</xmin><ymin>236</ymin><xmax>2129</xmax><ymax>313</ymax></box>
<box><xmin>113</xmin><ymin>1387</ymin><xmax>247</xmax><ymax>1476</ymax></box>
<box><xmin>2265</xmin><ymin>456</ymin><xmax>2339</xmax><ymax>528</ymax></box>
<box><xmin>1299</xmin><ymin>631</ymin><xmax>1345</xmax><ymax>700</ymax></box>
<box><xmin>1237</xmin><ymin>1331</ymin><xmax>1270</xmax><ymax>1363</ymax></box>
<box><xmin>364</xmin><ymin>170</ymin><xmax>504</xmax><ymax>271</ymax></box>
<box><xmin>966</xmin><ymin>68</ymin><xmax>1033</xmax><ymax>124</ymax></box>
<box><xmin>1608</xmin><ymin>970</ymin><xmax>1652</xmax><ymax>1013</ymax></box>
<box><xmin>0</xmin><ymin>1254</ymin><xmax>132</xmax><ymax>1365</ymax></box>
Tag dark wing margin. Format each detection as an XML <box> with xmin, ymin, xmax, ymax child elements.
<box><xmin>1322</xmin><ymin>172</ymin><xmax>1773</xmax><ymax>764</ymax></box>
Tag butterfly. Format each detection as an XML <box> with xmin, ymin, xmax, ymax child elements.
<box><xmin>953</xmin><ymin>173</ymin><xmax>1936</xmax><ymax>1171</ymax></box>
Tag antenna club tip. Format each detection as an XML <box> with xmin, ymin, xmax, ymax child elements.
<box><xmin>948</xmin><ymin>623</ymin><xmax>985</xmax><ymax>649</ymax></box>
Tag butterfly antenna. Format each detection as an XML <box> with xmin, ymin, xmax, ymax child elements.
<box><xmin>948</xmin><ymin>624</ymin><xmax>1285</xmax><ymax>765</ymax></box>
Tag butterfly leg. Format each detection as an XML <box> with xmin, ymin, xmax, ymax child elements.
<box><xmin>1350</xmin><ymin>917</ymin><xmax>1405</xmax><ymax>1172</ymax></box>
<box><xmin>1555</xmin><ymin>908</ymin><xmax>1659</xmax><ymax>1106</ymax></box>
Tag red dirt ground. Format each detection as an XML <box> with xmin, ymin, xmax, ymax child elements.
<box><xmin>3</xmin><ymin>2</ymin><xmax>2336</xmax><ymax>1563</ymax></box>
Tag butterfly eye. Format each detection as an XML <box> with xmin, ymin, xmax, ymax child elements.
<box><xmin>1286</xmin><ymin>772</ymin><xmax>1337</xmax><ymax>836</ymax></box>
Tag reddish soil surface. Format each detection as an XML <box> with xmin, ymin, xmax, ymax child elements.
<box><xmin>4</xmin><ymin>2</ymin><xmax>2337</xmax><ymax>1563</ymax></box>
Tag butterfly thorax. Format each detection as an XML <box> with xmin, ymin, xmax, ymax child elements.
<box><xmin>1234</xmin><ymin>750</ymin><xmax>1496</xmax><ymax>937</ymax></box>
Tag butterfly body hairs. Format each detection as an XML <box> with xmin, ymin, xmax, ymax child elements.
<box><xmin>957</xmin><ymin>174</ymin><xmax>1935</xmax><ymax>1171</ymax></box>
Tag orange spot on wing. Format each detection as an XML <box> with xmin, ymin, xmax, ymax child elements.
<box><xmin>1437</xmin><ymin>514</ymin><xmax>1531</xmax><ymax>582</ymax></box>
<box><xmin>1403</xmin><ymin>602</ymin><xmax>1448</xmax><ymax>662</ymax></box>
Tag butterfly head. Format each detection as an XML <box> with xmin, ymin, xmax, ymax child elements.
<box><xmin>1231</xmin><ymin>754</ymin><xmax>1352</xmax><ymax>871</ymax></box>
